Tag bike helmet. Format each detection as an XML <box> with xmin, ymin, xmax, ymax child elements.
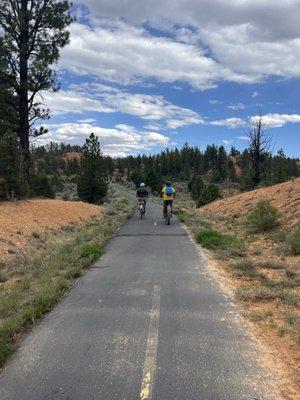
<box><xmin>140</xmin><ymin>183</ymin><xmax>145</xmax><ymax>188</ymax></box>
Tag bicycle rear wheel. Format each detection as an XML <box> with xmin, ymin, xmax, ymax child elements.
<box><xmin>166</xmin><ymin>205</ymin><xmax>171</xmax><ymax>225</ymax></box>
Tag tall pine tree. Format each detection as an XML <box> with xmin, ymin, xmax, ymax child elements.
<box><xmin>0</xmin><ymin>0</ymin><xmax>73</xmax><ymax>194</ymax></box>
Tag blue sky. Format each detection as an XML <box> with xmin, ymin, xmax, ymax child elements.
<box><xmin>40</xmin><ymin>1</ymin><xmax>300</xmax><ymax>157</ymax></box>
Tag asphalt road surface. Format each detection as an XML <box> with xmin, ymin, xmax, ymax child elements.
<box><xmin>0</xmin><ymin>200</ymin><xmax>279</xmax><ymax>400</ymax></box>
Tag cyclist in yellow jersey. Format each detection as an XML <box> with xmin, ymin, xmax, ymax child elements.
<box><xmin>161</xmin><ymin>181</ymin><xmax>176</xmax><ymax>215</ymax></box>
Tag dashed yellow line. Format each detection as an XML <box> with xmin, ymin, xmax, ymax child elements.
<box><xmin>140</xmin><ymin>285</ymin><xmax>161</xmax><ymax>400</ymax></box>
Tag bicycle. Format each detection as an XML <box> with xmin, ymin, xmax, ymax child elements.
<box><xmin>138</xmin><ymin>199</ymin><xmax>146</xmax><ymax>220</ymax></box>
<box><xmin>163</xmin><ymin>202</ymin><xmax>172</xmax><ymax>225</ymax></box>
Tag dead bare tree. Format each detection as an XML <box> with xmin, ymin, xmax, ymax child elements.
<box><xmin>247</xmin><ymin>113</ymin><xmax>272</xmax><ymax>188</ymax></box>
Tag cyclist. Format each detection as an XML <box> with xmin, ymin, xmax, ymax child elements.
<box><xmin>136</xmin><ymin>183</ymin><xmax>149</xmax><ymax>211</ymax></box>
<box><xmin>161</xmin><ymin>181</ymin><xmax>176</xmax><ymax>216</ymax></box>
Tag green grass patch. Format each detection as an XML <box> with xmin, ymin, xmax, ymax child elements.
<box><xmin>80</xmin><ymin>243</ymin><xmax>103</xmax><ymax>259</ymax></box>
<box><xmin>196</xmin><ymin>229</ymin><xmax>245</xmax><ymax>254</ymax></box>
<box><xmin>173</xmin><ymin>209</ymin><xmax>186</xmax><ymax>223</ymax></box>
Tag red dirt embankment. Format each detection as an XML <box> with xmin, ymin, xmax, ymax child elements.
<box><xmin>201</xmin><ymin>178</ymin><xmax>300</xmax><ymax>229</ymax></box>
<box><xmin>0</xmin><ymin>199</ymin><xmax>101</xmax><ymax>261</ymax></box>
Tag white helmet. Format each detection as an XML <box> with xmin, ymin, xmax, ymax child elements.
<box><xmin>140</xmin><ymin>183</ymin><xmax>145</xmax><ymax>188</ymax></box>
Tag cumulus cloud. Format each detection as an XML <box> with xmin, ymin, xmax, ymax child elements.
<box><xmin>59</xmin><ymin>21</ymin><xmax>253</xmax><ymax>90</ymax></box>
<box><xmin>210</xmin><ymin>113</ymin><xmax>300</xmax><ymax>130</ymax></box>
<box><xmin>77</xmin><ymin>1</ymin><xmax>300</xmax><ymax>42</ymax></box>
<box><xmin>43</xmin><ymin>83</ymin><xmax>203</xmax><ymax>129</ymax></box>
<box><xmin>38</xmin><ymin>122</ymin><xmax>171</xmax><ymax>157</ymax></box>
<box><xmin>210</xmin><ymin>118</ymin><xmax>246</xmax><ymax>128</ymax></box>
<box><xmin>69</xmin><ymin>0</ymin><xmax>300</xmax><ymax>86</ymax></box>
<box><xmin>251</xmin><ymin>113</ymin><xmax>300</xmax><ymax>128</ymax></box>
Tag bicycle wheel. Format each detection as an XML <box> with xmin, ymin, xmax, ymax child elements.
<box><xmin>166</xmin><ymin>205</ymin><xmax>171</xmax><ymax>225</ymax></box>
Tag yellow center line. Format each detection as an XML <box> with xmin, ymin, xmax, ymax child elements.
<box><xmin>140</xmin><ymin>285</ymin><xmax>161</xmax><ymax>400</ymax></box>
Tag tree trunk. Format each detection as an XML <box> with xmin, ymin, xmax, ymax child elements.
<box><xmin>19</xmin><ymin>0</ymin><xmax>30</xmax><ymax>196</ymax></box>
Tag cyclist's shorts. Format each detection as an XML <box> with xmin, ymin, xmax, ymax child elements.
<box><xmin>163</xmin><ymin>200</ymin><xmax>173</xmax><ymax>207</ymax></box>
<box><xmin>138</xmin><ymin>197</ymin><xmax>147</xmax><ymax>203</ymax></box>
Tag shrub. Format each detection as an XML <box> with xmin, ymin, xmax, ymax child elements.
<box><xmin>236</xmin><ymin>286</ymin><xmax>277</xmax><ymax>302</ymax></box>
<box><xmin>246</xmin><ymin>200</ymin><xmax>280</xmax><ymax>232</ymax></box>
<box><xmin>196</xmin><ymin>184</ymin><xmax>221</xmax><ymax>207</ymax></box>
<box><xmin>0</xmin><ymin>271</ymin><xmax>8</xmax><ymax>283</ymax></box>
<box><xmin>196</xmin><ymin>229</ymin><xmax>245</xmax><ymax>251</ymax></box>
<box><xmin>229</xmin><ymin>259</ymin><xmax>257</xmax><ymax>277</ymax></box>
<box><xmin>256</xmin><ymin>260</ymin><xmax>286</xmax><ymax>270</ymax></box>
<box><xmin>80</xmin><ymin>243</ymin><xmax>103</xmax><ymax>260</ymax></box>
<box><xmin>288</xmin><ymin>227</ymin><xmax>300</xmax><ymax>255</ymax></box>
<box><xmin>29</xmin><ymin>172</ymin><xmax>55</xmax><ymax>198</ymax></box>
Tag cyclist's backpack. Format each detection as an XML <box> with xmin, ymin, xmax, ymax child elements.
<box><xmin>165</xmin><ymin>186</ymin><xmax>173</xmax><ymax>196</ymax></box>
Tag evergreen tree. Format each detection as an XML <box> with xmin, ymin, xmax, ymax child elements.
<box><xmin>196</xmin><ymin>184</ymin><xmax>222</xmax><ymax>207</ymax></box>
<box><xmin>190</xmin><ymin>176</ymin><xmax>205</xmax><ymax>200</ymax></box>
<box><xmin>217</xmin><ymin>145</ymin><xmax>228</xmax><ymax>179</ymax></box>
<box><xmin>145</xmin><ymin>168</ymin><xmax>160</xmax><ymax>193</ymax></box>
<box><xmin>0</xmin><ymin>0</ymin><xmax>73</xmax><ymax>193</ymax></box>
<box><xmin>77</xmin><ymin>133</ymin><xmax>108</xmax><ymax>204</ymax></box>
<box><xmin>271</xmin><ymin>149</ymin><xmax>289</xmax><ymax>184</ymax></box>
<box><xmin>130</xmin><ymin>169</ymin><xmax>145</xmax><ymax>188</ymax></box>
<box><xmin>247</xmin><ymin>115</ymin><xmax>272</xmax><ymax>188</ymax></box>
<box><xmin>29</xmin><ymin>172</ymin><xmax>54</xmax><ymax>198</ymax></box>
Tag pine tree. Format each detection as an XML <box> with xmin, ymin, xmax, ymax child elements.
<box><xmin>145</xmin><ymin>168</ymin><xmax>160</xmax><ymax>193</ymax></box>
<box><xmin>130</xmin><ymin>169</ymin><xmax>145</xmax><ymax>188</ymax></box>
<box><xmin>190</xmin><ymin>176</ymin><xmax>205</xmax><ymax>200</ymax></box>
<box><xmin>0</xmin><ymin>0</ymin><xmax>73</xmax><ymax>193</ymax></box>
<box><xmin>77</xmin><ymin>133</ymin><xmax>108</xmax><ymax>204</ymax></box>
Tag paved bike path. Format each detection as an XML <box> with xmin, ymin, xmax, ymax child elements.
<box><xmin>0</xmin><ymin>201</ymin><xmax>279</xmax><ymax>400</ymax></box>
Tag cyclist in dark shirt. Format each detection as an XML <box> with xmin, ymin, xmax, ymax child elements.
<box><xmin>136</xmin><ymin>183</ymin><xmax>149</xmax><ymax>210</ymax></box>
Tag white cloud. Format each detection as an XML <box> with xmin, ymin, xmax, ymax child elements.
<box><xmin>237</xmin><ymin>136</ymin><xmax>249</xmax><ymax>141</ymax></box>
<box><xmin>251</xmin><ymin>113</ymin><xmax>300</xmax><ymax>128</ymax></box>
<box><xmin>227</xmin><ymin>103</ymin><xmax>246</xmax><ymax>110</ymax></box>
<box><xmin>43</xmin><ymin>84</ymin><xmax>203</xmax><ymax>129</ymax></box>
<box><xmin>38</xmin><ymin>122</ymin><xmax>171</xmax><ymax>156</ymax></box>
<box><xmin>39</xmin><ymin>90</ymin><xmax>113</xmax><ymax>115</ymax></box>
<box><xmin>209</xmin><ymin>99</ymin><xmax>223</xmax><ymax>105</ymax></box>
<box><xmin>251</xmin><ymin>91</ymin><xmax>259</xmax><ymax>98</ymax></box>
<box><xmin>210</xmin><ymin>118</ymin><xmax>246</xmax><ymax>128</ymax></box>
<box><xmin>222</xmin><ymin>139</ymin><xmax>231</xmax><ymax>145</ymax></box>
<box><xmin>59</xmin><ymin>21</ymin><xmax>254</xmax><ymax>90</ymax></box>
<box><xmin>70</xmin><ymin>1</ymin><xmax>300</xmax><ymax>86</ymax></box>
